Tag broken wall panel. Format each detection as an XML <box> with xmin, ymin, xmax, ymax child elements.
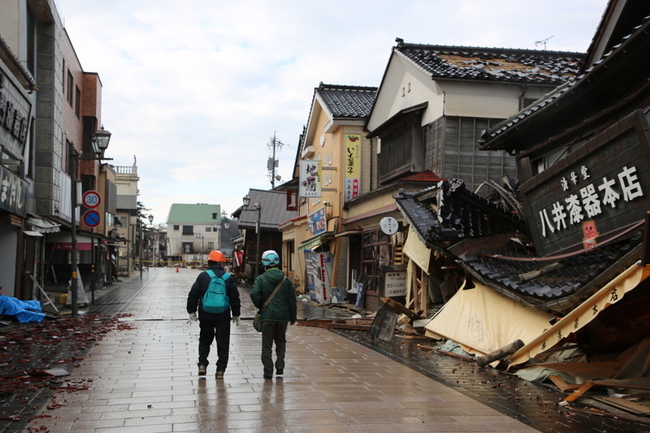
<box><xmin>424</xmin><ymin>280</ymin><xmax>554</xmax><ymax>356</ymax></box>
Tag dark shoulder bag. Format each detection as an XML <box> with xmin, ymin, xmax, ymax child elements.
<box><xmin>253</xmin><ymin>277</ymin><xmax>286</xmax><ymax>332</ymax></box>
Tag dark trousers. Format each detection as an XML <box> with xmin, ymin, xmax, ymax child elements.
<box><xmin>261</xmin><ymin>321</ymin><xmax>288</xmax><ymax>376</ymax></box>
<box><xmin>198</xmin><ymin>319</ymin><xmax>230</xmax><ymax>372</ymax></box>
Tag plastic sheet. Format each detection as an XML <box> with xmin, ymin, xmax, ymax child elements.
<box><xmin>0</xmin><ymin>295</ymin><xmax>45</xmax><ymax>323</ymax></box>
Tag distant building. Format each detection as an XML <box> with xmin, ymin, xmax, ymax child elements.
<box><xmin>166</xmin><ymin>203</ymin><xmax>223</xmax><ymax>265</ymax></box>
<box><xmin>113</xmin><ymin>160</ymin><xmax>139</xmax><ymax>275</ymax></box>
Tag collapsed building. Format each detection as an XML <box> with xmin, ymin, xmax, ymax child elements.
<box><xmin>390</xmin><ymin>0</ymin><xmax>650</xmax><ymax>408</ymax></box>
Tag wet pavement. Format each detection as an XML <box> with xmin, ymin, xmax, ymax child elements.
<box><xmin>1</xmin><ymin>268</ymin><xmax>649</xmax><ymax>432</ymax></box>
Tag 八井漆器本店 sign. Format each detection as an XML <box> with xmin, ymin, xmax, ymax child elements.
<box><xmin>521</xmin><ymin>110</ymin><xmax>650</xmax><ymax>256</ymax></box>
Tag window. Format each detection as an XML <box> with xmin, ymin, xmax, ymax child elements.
<box><xmin>75</xmin><ymin>86</ymin><xmax>81</xmax><ymax>118</ymax></box>
<box><xmin>182</xmin><ymin>242</ymin><xmax>194</xmax><ymax>254</ymax></box>
<box><xmin>212</xmin><ymin>213</ymin><xmax>218</xmax><ymax>219</ymax></box>
<box><xmin>66</xmin><ymin>140</ymin><xmax>76</xmax><ymax>176</ymax></box>
<box><xmin>206</xmin><ymin>227</ymin><xmax>212</xmax><ymax>232</ymax></box>
<box><xmin>362</xmin><ymin>229</ymin><xmax>393</xmax><ymax>294</ymax></box>
<box><xmin>67</xmin><ymin>71</ymin><xmax>74</xmax><ymax>106</ymax></box>
<box><xmin>173</xmin><ymin>225</ymin><xmax>179</xmax><ymax>230</ymax></box>
<box><xmin>378</xmin><ymin>115</ymin><xmax>422</xmax><ymax>183</ymax></box>
<box><xmin>207</xmin><ymin>242</ymin><xmax>214</xmax><ymax>250</ymax></box>
<box><xmin>182</xmin><ymin>225</ymin><xmax>193</xmax><ymax>236</ymax></box>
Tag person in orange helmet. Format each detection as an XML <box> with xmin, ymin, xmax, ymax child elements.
<box><xmin>187</xmin><ymin>250</ymin><xmax>241</xmax><ymax>378</ymax></box>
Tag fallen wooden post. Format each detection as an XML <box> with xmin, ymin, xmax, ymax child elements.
<box><xmin>476</xmin><ymin>340</ymin><xmax>524</xmax><ymax>367</ymax></box>
<box><xmin>381</xmin><ymin>297</ymin><xmax>422</xmax><ymax>322</ymax></box>
<box><xmin>417</xmin><ymin>344</ymin><xmax>474</xmax><ymax>362</ymax></box>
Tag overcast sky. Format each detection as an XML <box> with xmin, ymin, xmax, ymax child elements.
<box><xmin>54</xmin><ymin>0</ymin><xmax>609</xmax><ymax>224</ymax></box>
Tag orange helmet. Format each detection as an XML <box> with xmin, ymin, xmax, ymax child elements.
<box><xmin>207</xmin><ymin>250</ymin><xmax>226</xmax><ymax>262</ymax></box>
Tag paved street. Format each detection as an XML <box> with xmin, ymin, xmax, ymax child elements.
<box><xmin>18</xmin><ymin>267</ymin><xmax>540</xmax><ymax>433</ymax></box>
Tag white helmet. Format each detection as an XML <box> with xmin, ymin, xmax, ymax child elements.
<box><xmin>261</xmin><ymin>250</ymin><xmax>280</xmax><ymax>266</ymax></box>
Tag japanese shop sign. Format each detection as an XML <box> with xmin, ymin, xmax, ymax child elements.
<box><xmin>384</xmin><ymin>271</ymin><xmax>406</xmax><ymax>297</ymax></box>
<box><xmin>304</xmin><ymin>250</ymin><xmax>333</xmax><ymax>304</ymax></box>
<box><xmin>344</xmin><ymin>134</ymin><xmax>361</xmax><ymax>202</ymax></box>
<box><xmin>308</xmin><ymin>206</ymin><xmax>326</xmax><ymax>236</ymax></box>
<box><xmin>286</xmin><ymin>189</ymin><xmax>298</xmax><ymax>211</ymax></box>
<box><xmin>522</xmin><ymin>113</ymin><xmax>650</xmax><ymax>256</ymax></box>
<box><xmin>0</xmin><ymin>164</ymin><xmax>27</xmax><ymax>217</ymax></box>
<box><xmin>0</xmin><ymin>68</ymin><xmax>32</xmax><ymax>160</ymax></box>
<box><xmin>299</xmin><ymin>160</ymin><xmax>321</xmax><ymax>197</ymax></box>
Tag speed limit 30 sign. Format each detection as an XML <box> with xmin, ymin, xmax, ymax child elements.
<box><xmin>82</xmin><ymin>190</ymin><xmax>102</xmax><ymax>208</ymax></box>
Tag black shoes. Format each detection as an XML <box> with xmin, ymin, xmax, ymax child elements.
<box><xmin>198</xmin><ymin>365</ymin><xmax>207</xmax><ymax>376</ymax></box>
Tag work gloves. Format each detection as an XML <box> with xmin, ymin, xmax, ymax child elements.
<box><xmin>188</xmin><ymin>312</ymin><xmax>197</xmax><ymax>323</ymax></box>
<box><xmin>231</xmin><ymin>316</ymin><xmax>240</xmax><ymax>326</ymax></box>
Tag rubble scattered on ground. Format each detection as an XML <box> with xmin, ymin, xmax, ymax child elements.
<box><xmin>0</xmin><ymin>313</ymin><xmax>136</xmax><ymax>429</ymax></box>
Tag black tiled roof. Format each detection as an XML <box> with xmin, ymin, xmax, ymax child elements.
<box><xmin>316</xmin><ymin>83</ymin><xmax>377</xmax><ymax>118</ymax></box>
<box><xmin>396</xmin><ymin>42</ymin><xmax>584</xmax><ymax>85</ymax></box>
<box><xmin>463</xmin><ymin>233</ymin><xmax>642</xmax><ymax>310</ymax></box>
<box><xmin>395</xmin><ymin>179</ymin><xmax>525</xmax><ymax>246</ymax></box>
<box><xmin>479</xmin><ymin>15</ymin><xmax>650</xmax><ymax>148</ymax></box>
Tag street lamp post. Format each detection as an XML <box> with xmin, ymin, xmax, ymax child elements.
<box><xmin>243</xmin><ymin>195</ymin><xmax>261</xmax><ymax>280</ymax></box>
<box><xmin>70</xmin><ymin>126</ymin><xmax>112</xmax><ymax>316</ymax></box>
<box><xmin>195</xmin><ymin>232</ymin><xmax>204</xmax><ymax>268</ymax></box>
<box><xmin>148</xmin><ymin>215</ymin><xmax>154</xmax><ymax>267</ymax></box>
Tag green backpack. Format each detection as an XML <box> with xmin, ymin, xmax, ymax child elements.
<box><xmin>202</xmin><ymin>270</ymin><xmax>231</xmax><ymax>314</ymax></box>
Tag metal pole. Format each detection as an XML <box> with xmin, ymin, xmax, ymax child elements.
<box><xmin>70</xmin><ymin>154</ymin><xmax>78</xmax><ymax>316</ymax></box>
<box><xmin>254</xmin><ymin>206</ymin><xmax>261</xmax><ymax>280</ymax></box>
<box><xmin>90</xmin><ymin>228</ymin><xmax>95</xmax><ymax>305</ymax></box>
<box><xmin>139</xmin><ymin>219</ymin><xmax>143</xmax><ymax>279</ymax></box>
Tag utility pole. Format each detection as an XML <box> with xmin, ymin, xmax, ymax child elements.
<box><xmin>268</xmin><ymin>132</ymin><xmax>285</xmax><ymax>188</ymax></box>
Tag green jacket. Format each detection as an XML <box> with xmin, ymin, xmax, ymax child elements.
<box><xmin>250</xmin><ymin>267</ymin><xmax>297</xmax><ymax>323</ymax></box>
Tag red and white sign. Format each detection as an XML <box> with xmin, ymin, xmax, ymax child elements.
<box><xmin>82</xmin><ymin>190</ymin><xmax>102</xmax><ymax>208</ymax></box>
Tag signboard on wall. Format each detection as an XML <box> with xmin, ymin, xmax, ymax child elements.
<box><xmin>521</xmin><ymin>110</ymin><xmax>650</xmax><ymax>256</ymax></box>
<box><xmin>344</xmin><ymin>134</ymin><xmax>361</xmax><ymax>202</ymax></box>
<box><xmin>384</xmin><ymin>271</ymin><xmax>407</xmax><ymax>297</ymax></box>
<box><xmin>0</xmin><ymin>164</ymin><xmax>28</xmax><ymax>217</ymax></box>
<box><xmin>308</xmin><ymin>206</ymin><xmax>326</xmax><ymax>236</ymax></box>
<box><xmin>299</xmin><ymin>160</ymin><xmax>321</xmax><ymax>197</ymax></box>
<box><xmin>304</xmin><ymin>250</ymin><xmax>333</xmax><ymax>304</ymax></box>
<box><xmin>0</xmin><ymin>68</ymin><xmax>32</xmax><ymax>161</ymax></box>
<box><xmin>286</xmin><ymin>189</ymin><xmax>298</xmax><ymax>211</ymax></box>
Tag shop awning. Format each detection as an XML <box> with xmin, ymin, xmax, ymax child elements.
<box><xmin>335</xmin><ymin>228</ymin><xmax>362</xmax><ymax>238</ymax></box>
<box><xmin>27</xmin><ymin>217</ymin><xmax>60</xmax><ymax>233</ymax></box>
<box><xmin>23</xmin><ymin>230</ymin><xmax>43</xmax><ymax>237</ymax></box>
<box><xmin>45</xmin><ymin>232</ymin><xmax>93</xmax><ymax>251</ymax></box>
<box><xmin>403</xmin><ymin>226</ymin><xmax>430</xmax><ymax>272</ymax></box>
<box><xmin>425</xmin><ymin>280</ymin><xmax>555</xmax><ymax>357</ymax></box>
<box><xmin>298</xmin><ymin>232</ymin><xmax>332</xmax><ymax>252</ymax></box>
<box><xmin>507</xmin><ymin>263</ymin><xmax>646</xmax><ymax>368</ymax></box>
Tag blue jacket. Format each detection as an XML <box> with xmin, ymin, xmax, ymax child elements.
<box><xmin>187</xmin><ymin>263</ymin><xmax>241</xmax><ymax>321</ymax></box>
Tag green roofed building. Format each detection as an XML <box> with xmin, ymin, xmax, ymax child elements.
<box><xmin>166</xmin><ymin>203</ymin><xmax>224</xmax><ymax>266</ymax></box>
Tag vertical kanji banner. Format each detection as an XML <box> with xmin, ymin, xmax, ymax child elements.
<box><xmin>344</xmin><ymin>134</ymin><xmax>361</xmax><ymax>202</ymax></box>
<box><xmin>300</xmin><ymin>160</ymin><xmax>322</xmax><ymax>197</ymax></box>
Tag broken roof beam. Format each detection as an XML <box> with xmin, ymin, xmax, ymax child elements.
<box><xmin>380</xmin><ymin>297</ymin><xmax>423</xmax><ymax>322</ymax></box>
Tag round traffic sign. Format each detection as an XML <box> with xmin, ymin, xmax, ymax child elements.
<box><xmin>83</xmin><ymin>210</ymin><xmax>101</xmax><ymax>228</ymax></box>
<box><xmin>82</xmin><ymin>190</ymin><xmax>102</xmax><ymax>208</ymax></box>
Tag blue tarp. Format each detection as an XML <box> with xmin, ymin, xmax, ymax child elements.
<box><xmin>0</xmin><ymin>295</ymin><xmax>45</xmax><ymax>323</ymax></box>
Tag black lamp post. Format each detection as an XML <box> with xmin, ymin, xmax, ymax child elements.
<box><xmin>70</xmin><ymin>126</ymin><xmax>112</xmax><ymax>316</ymax></box>
<box><xmin>148</xmin><ymin>215</ymin><xmax>154</xmax><ymax>266</ymax></box>
<box><xmin>243</xmin><ymin>195</ymin><xmax>261</xmax><ymax>280</ymax></box>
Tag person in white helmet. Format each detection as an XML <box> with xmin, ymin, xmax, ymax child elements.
<box><xmin>250</xmin><ymin>250</ymin><xmax>297</xmax><ymax>379</ymax></box>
